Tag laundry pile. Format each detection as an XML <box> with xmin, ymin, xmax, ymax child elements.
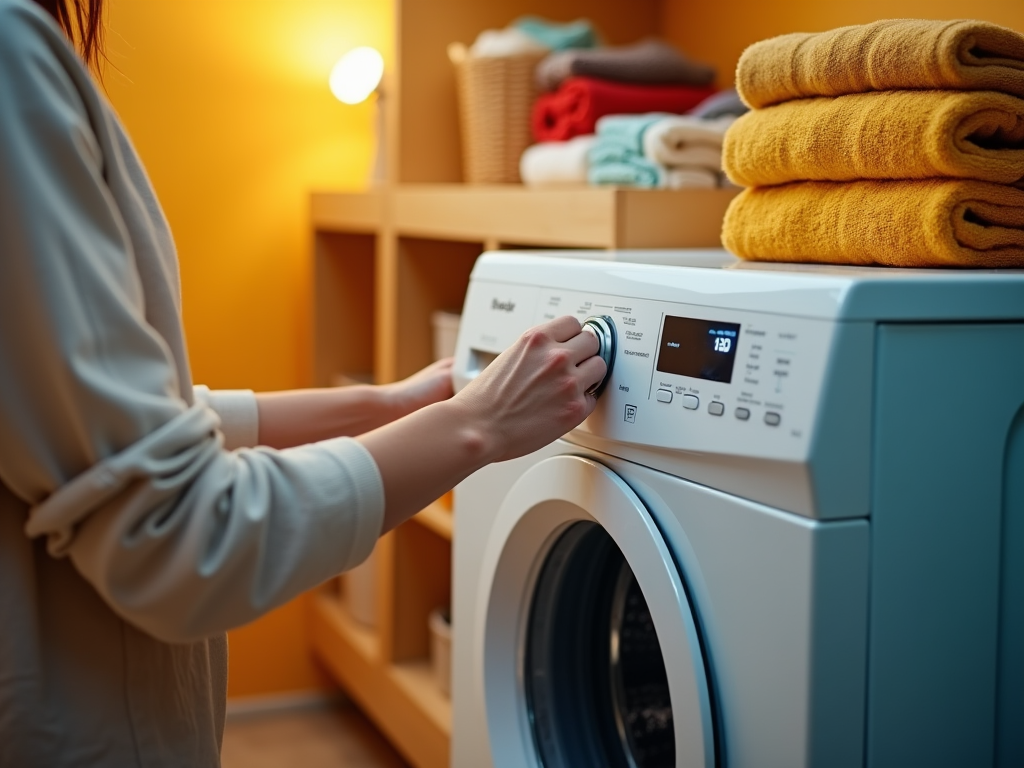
<box><xmin>464</xmin><ymin>15</ymin><xmax>596</xmax><ymax>58</ymax></box>
<box><xmin>575</xmin><ymin>111</ymin><xmax>734</xmax><ymax>189</ymax></box>
<box><xmin>530</xmin><ymin>40</ymin><xmax>717</xmax><ymax>143</ymax></box>
<box><xmin>515</xmin><ymin>30</ymin><xmax>748</xmax><ymax>188</ymax></box>
<box><xmin>721</xmin><ymin>19</ymin><xmax>1024</xmax><ymax>267</ymax></box>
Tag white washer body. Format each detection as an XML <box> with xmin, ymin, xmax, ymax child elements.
<box><xmin>450</xmin><ymin>251</ymin><xmax>1024</xmax><ymax>768</ymax></box>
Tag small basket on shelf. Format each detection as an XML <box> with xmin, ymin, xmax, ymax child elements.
<box><xmin>448</xmin><ymin>42</ymin><xmax>545</xmax><ymax>184</ymax></box>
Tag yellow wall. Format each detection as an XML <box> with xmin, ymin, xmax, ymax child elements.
<box><xmin>663</xmin><ymin>0</ymin><xmax>1024</xmax><ymax>88</ymax></box>
<box><xmin>104</xmin><ymin>0</ymin><xmax>391</xmax><ymax>698</ymax></box>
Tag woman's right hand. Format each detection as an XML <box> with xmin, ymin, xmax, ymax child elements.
<box><xmin>452</xmin><ymin>315</ymin><xmax>607</xmax><ymax>464</ymax></box>
<box><xmin>358</xmin><ymin>315</ymin><xmax>606</xmax><ymax>532</ymax></box>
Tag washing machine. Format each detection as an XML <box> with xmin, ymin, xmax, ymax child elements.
<box><xmin>448</xmin><ymin>250</ymin><xmax>1024</xmax><ymax>768</ymax></box>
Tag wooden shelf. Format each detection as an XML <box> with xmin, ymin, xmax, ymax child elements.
<box><xmin>415</xmin><ymin>499</ymin><xmax>453</xmax><ymax>541</ymax></box>
<box><xmin>309</xmin><ymin>8</ymin><xmax>735</xmax><ymax>762</ymax></box>
<box><xmin>310</xmin><ymin>190</ymin><xmax>384</xmax><ymax>233</ymax></box>
<box><xmin>391</xmin><ymin>660</ymin><xmax>452</xmax><ymax>735</ymax></box>
<box><xmin>310</xmin><ymin>590</ymin><xmax>449</xmax><ymax>768</ymax></box>
<box><xmin>312</xmin><ymin>184</ymin><xmax>738</xmax><ymax>249</ymax></box>
<box><xmin>309</xmin><ymin>180</ymin><xmax>736</xmax><ymax>766</ymax></box>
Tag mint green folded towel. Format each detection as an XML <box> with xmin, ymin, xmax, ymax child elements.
<box><xmin>588</xmin><ymin>160</ymin><xmax>663</xmax><ymax>188</ymax></box>
<box><xmin>514</xmin><ymin>16</ymin><xmax>598</xmax><ymax>52</ymax></box>
<box><xmin>594</xmin><ymin>113</ymin><xmax>671</xmax><ymax>153</ymax></box>
<box><xmin>587</xmin><ymin>113</ymin><xmax>668</xmax><ymax>187</ymax></box>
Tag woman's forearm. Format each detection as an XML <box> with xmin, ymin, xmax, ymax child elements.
<box><xmin>358</xmin><ymin>398</ymin><xmax>495</xmax><ymax>533</ymax></box>
<box><xmin>256</xmin><ymin>385</ymin><xmax>402</xmax><ymax>449</ymax></box>
<box><xmin>255</xmin><ymin>359</ymin><xmax>454</xmax><ymax>449</ymax></box>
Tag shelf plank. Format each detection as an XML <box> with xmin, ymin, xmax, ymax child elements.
<box><xmin>390</xmin><ymin>660</ymin><xmax>452</xmax><ymax>736</ymax></box>
<box><xmin>312</xmin><ymin>185</ymin><xmax>739</xmax><ymax>249</ymax></box>
<box><xmin>311</xmin><ymin>190</ymin><xmax>385</xmax><ymax>233</ymax></box>
<box><xmin>393</xmin><ymin>184</ymin><xmax>617</xmax><ymax>247</ymax></box>
<box><xmin>414</xmin><ymin>500</ymin><xmax>453</xmax><ymax>540</ymax></box>
<box><xmin>310</xmin><ymin>591</ymin><xmax>449</xmax><ymax>768</ymax></box>
<box><xmin>616</xmin><ymin>187</ymin><xmax>740</xmax><ymax>248</ymax></box>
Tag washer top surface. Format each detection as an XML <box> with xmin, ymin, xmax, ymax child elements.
<box><xmin>472</xmin><ymin>249</ymin><xmax>1024</xmax><ymax>321</ymax></box>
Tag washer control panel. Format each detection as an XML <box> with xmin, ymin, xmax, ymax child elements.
<box><xmin>455</xmin><ymin>278</ymin><xmax>835</xmax><ymax>462</ymax></box>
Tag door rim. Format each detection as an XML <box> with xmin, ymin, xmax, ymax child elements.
<box><xmin>474</xmin><ymin>454</ymin><xmax>716</xmax><ymax>768</ymax></box>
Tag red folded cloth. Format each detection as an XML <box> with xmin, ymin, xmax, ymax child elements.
<box><xmin>531</xmin><ymin>76</ymin><xmax>717</xmax><ymax>142</ymax></box>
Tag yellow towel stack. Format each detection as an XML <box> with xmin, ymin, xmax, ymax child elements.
<box><xmin>721</xmin><ymin>19</ymin><xmax>1024</xmax><ymax>267</ymax></box>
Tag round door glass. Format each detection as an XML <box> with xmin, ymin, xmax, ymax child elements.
<box><xmin>525</xmin><ymin>521</ymin><xmax>675</xmax><ymax>768</ymax></box>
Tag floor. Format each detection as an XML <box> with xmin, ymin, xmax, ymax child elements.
<box><xmin>221</xmin><ymin>704</ymin><xmax>408</xmax><ymax>768</ymax></box>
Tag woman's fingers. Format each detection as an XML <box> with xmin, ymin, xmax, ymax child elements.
<box><xmin>565</xmin><ymin>323</ymin><xmax>601</xmax><ymax>363</ymax></box>
<box><xmin>575</xmin><ymin>354</ymin><xmax>608</xmax><ymax>396</ymax></box>
<box><xmin>543</xmin><ymin>315</ymin><xmax>585</xmax><ymax>343</ymax></box>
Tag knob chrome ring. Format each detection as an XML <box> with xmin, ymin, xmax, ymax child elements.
<box><xmin>582</xmin><ymin>315</ymin><xmax>616</xmax><ymax>398</ymax></box>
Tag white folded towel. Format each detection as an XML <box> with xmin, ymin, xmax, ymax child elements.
<box><xmin>664</xmin><ymin>167</ymin><xmax>719</xmax><ymax>189</ymax></box>
<box><xmin>470</xmin><ymin>27</ymin><xmax>549</xmax><ymax>58</ymax></box>
<box><xmin>520</xmin><ymin>135</ymin><xmax>596</xmax><ymax>186</ymax></box>
<box><xmin>642</xmin><ymin>115</ymin><xmax>735</xmax><ymax>169</ymax></box>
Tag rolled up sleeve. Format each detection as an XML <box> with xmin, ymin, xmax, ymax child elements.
<box><xmin>193</xmin><ymin>386</ymin><xmax>260</xmax><ymax>450</ymax></box>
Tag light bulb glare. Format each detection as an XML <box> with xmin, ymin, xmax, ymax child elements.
<box><xmin>330</xmin><ymin>47</ymin><xmax>384</xmax><ymax>104</ymax></box>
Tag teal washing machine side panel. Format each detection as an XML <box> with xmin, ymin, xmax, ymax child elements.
<box><xmin>997</xmin><ymin>405</ymin><xmax>1024</xmax><ymax>768</ymax></box>
<box><xmin>867</xmin><ymin>323</ymin><xmax>1024</xmax><ymax>768</ymax></box>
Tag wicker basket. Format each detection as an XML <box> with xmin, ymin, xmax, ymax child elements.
<box><xmin>449</xmin><ymin>43</ymin><xmax>546</xmax><ymax>184</ymax></box>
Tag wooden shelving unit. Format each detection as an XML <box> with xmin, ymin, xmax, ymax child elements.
<box><xmin>308</xmin><ymin>182</ymin><xmax>736</xmax><ymax>768</ymax></box>
<box><xmin>307</xmin><ymin>2</ymin><xmax>738</xmax><ymax>767</ymax></box>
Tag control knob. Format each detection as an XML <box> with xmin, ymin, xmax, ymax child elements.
<box><xmin>582</xmin><ymin>315</ymin><xmax>616</xmax><ymax>397</ymax></box>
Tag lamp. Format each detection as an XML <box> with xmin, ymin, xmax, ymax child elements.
<box><xmin>330</xmin><ymin>46</ymin><xmax>386</xmax><ymax>185</ymax></box>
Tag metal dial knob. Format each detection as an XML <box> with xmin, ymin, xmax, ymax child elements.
<box><xmin>582</xmin><ymin>315</ymin><xmax>616</xmax><ymax>397</ymax></box>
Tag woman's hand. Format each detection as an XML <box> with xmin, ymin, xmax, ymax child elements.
<box><xmin>452</xmin><ymin>315</ymin><xmax>605</xmax><ymax>463</ymax></box>
<box><xmin>380</xmin><ymin>358</ymin><xmax>454</xmax><ymax>417</ymax></box>
<box><xmin>358</xmin><ymin>316</ymin><xmax>605</xmax><ymax>532</ymax></box>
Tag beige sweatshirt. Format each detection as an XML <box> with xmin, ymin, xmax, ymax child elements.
<box><xmin>0</xmin><ymin>1</ymin><xmax>385</xmax><ymax>765</ymax></box>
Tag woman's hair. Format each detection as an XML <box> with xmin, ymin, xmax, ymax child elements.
<box><xmin>33</xmin><ymin>0</ymin><xmax>105</xmax><ymax>70</ymax></box>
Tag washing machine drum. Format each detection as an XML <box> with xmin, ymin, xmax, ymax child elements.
<box><xmin>479</xmin><ymin>456</ymin><xmax>716</xmax><ymax>768</ymax></box>
<box><xmin>528</xmin><ymin>521</ymin><xmax>674</xmax><ymax>766</ymax></box>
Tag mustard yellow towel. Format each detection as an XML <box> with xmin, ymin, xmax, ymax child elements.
<box><xmin>722</xmin><ymin>179</ymin><xmax>1024</xmax><ymax>267</ymax></box>
<box><xmin>737</xmin><ymin>19</ymin><xmax>1024</xmax><ymax>109</ymax></box>
<box><xmin>723</xmin><ymin>90</ymin><xmax>1024</xmax><ymax>187</ymax></box>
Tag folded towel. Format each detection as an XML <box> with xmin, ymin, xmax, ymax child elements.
<box><xmin>737</xmin><ymin>19</ymin><xmax>1024</xmax><ymax>109</ymax></box>
<box><xmin>689</xmin><ymin>88</ymin><xmax>749</xmax><ymax>119</ymax></box>
<box><xmin>469</xmin><ymin>27</ymin><xmax>550</xmax><ymax>58</ymax></box>
<box><xmin>536</xmin><ymin>39</ymin><xmax>715</xmax><ymax>91</ymax></box>
<box><xmin>594</xmin><ymin>112</ymin><xmax>671</xmax><ymax>151</ymax></box>
<box><xmin>722</xmin><ymin>179</ymin><xmax>1024</xmax><ymax>267</ymax></box>
<box><xmin>520</xmin><ymin>135</ymin><xmax>596</xmax><ymax>185</ymax></box>
<box><xmin>532</xmin><ymin>77</ymin><xmax>718</xmax><ymax>142</ymax></box>
<box><xmin>665</xmin><ymin>167</ymin><xmax>719</xmax><ymax>189</ymax></box>
<box><xmin>588</xmin><ymin>137</ymin><xmax>640</xmax><ymax>165</ymax></box>
<box><xmin>724</xmin><ymin>90</ymin><xmax>1024</xmax><ymax>187</ymax></box>
<box><xmin>587</xmin><ymin>159</ymin><xmax>663</xmax><ymax>188</ymax></box>
<box><xmin>644</xmin><ymin>115</ymin><xmax>733</xmax><ymax>169</ymax></box>
<box><xmin>586</xmin><ymin>114</ymin><xmax>666</xmax><ymax>188</ymax></box>
<box><xmin>514</xmin><ymin>16</ymin><xmax>598</xmax><ymax>52</ymax></box>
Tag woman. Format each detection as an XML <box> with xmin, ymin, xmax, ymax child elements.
<box><xmin>0</xmin><ymin>0</ymin><xmax>605</xmax><ymax>764</ymax></box>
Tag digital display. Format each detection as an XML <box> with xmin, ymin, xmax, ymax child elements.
<box><xmin>656</xmin><ymin>315</ymin><xmax>741</xmax><ymax>383</ymax></box>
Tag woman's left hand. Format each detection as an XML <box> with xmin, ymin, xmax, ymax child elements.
<box><xmin>381</xmin><ymin>358</ymin><xmax>454</xmax><ymax>418</ymax></box>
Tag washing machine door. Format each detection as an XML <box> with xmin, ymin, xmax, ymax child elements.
<box><xmin>477</xmin><ymin>455</ymin><xmax>715</xmax><ymax>768</ymax></box>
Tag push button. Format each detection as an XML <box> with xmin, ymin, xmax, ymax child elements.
<box><xmin>708</xmin><ymin>401</ymin><xmax>725</xmax><ymax>416</ymax></box>
<box><xmin>735</xmin><ymin>407</ymin><xmax>750</xmax><ymax>421</ymax></box>
<box><xmin>681</xmin><ymin>394</ymin><xmax>699</xmax><ymax>410</ymax></box>
<box><xmin>656</xmin><ymin>389</ymin><xmax>673</xmax><ymax>403</ymax></box>
<box><xmin>765</xmin><ymin>411</ymin><xmax>781</xmax><ymax>426</ymax></box>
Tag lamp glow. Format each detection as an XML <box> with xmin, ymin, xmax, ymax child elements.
<box><xmin>329</xmin><ymin>47</ymin><xmax>384</xmax><ymax>104</ymax></box>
